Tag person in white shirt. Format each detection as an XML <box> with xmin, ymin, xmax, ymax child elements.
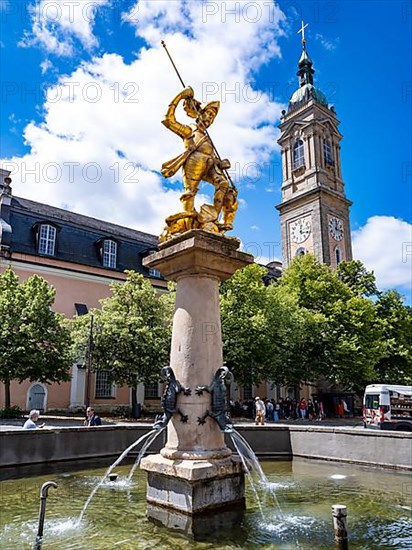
<box><xmin>254</xmin><ymin>397</ymin><xmax>266</xmax><ymax>426</ymax></box>
<box><xmin>23</xmin><ymin>409</ymin><xmax>45</xmax><ymax>429</ymax></box>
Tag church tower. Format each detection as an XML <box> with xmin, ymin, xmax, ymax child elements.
<box><xmin>276</xmin><ymin>23</ymin><xmax>353</xmax><ymax>268</ymax></box>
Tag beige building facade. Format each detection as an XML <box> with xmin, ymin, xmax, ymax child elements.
<box><xmin>0</xmin><ymin>168</ymin><xmax>166</xmax><ymax>413</ymax></box>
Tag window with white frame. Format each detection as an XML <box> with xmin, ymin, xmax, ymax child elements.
<box><xmin>293</xmin><ymin>139</ymin><xmax>305</xmax><ymax>169</ymax></box>
<box><xmin>144</xmin><ymin>382</ymin><xmax>159</xmax><ymax>399</ymax></box>
<box><xmin>38</xmin><ymin>224</ymin><xmax>56</xmax><ymax>255</ymax></box>
<box><xmin>103</xmin><ymin>239</ymin><xmax>117</xmax><ymax>268</ymax></box>
<box><xmin>95</xmin><ymin>371</ymin><xmax>115</xmax><ymax>398</ymax></box>
<box><xmin>323</xmin><ymin>140</ymin><xmax>334</xmax><ymax>166</ymax></box>
<box><xmin>149</xmin><ymin>268</ymin><xmax>161</xmax><ymax>278</ymax></box>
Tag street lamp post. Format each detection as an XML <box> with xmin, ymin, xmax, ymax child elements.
<box><xmin>85</xmin><ymin>314</ymin><xmax>94</xmax><ymax>409</ymax></box>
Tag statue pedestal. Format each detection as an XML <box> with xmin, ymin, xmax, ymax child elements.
<box><xmin>141</xmin><ymin>230</ymin><xmax>253</xmax><ymax>518</ymax></box>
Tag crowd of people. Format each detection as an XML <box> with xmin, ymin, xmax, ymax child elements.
<box><xmin>230</xmin><ymin>397</ymin><xmax>327</xmax><ymax>424</ymax></box>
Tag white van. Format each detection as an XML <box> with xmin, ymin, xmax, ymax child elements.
<box><xmin>363</xmin><ymin>384</ymin><xmax>412</xmax><ymax>431</ymax></box>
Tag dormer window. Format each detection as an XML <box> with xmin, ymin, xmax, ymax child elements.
<box><xmin>102</xmin><ymin>239</ymin><xmax>117</xmax><ymax>268</ymax></box>
<box><xmin>38</xmin><ymin>224</ymin><xmax>56</xmax><ymax>256</ymax></box>
<box><xmin>323</xmin><ymin>140</ymin><xmax>334</xmax><ymax>166</ymax></box>
<box><xmin>293</xmin><ymin>139</ymin><xmax>305</xmax><ymax>169</ymax></box>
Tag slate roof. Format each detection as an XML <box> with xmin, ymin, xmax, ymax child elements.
<box><xmin>13</xmin><ymin>196</ymin><xmax>158</xmax><ymax>246</ymax></box>
<box><xmin>5</xmin><ymin>195</ymin><xmax>159</xmax><ymax>275</ymax></box>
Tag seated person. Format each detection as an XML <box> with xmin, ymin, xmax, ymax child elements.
<box><xmin>23</xmin><ymin>409</ymin><xmax>45</xmax><ymax>429</ymax></box>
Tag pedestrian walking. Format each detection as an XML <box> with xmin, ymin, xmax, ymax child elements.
<box><xmin>299</xmin><ymin>398</ymin><xmax>307</xmax><ymax>420</ymax></box>
<box><xmin>254</xmin><ymin>397</ymin><xmax>266</xmax><ymax>426</ymax></box>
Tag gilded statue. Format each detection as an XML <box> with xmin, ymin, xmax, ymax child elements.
<box><xmin>160</xmin><ymin>86</ymin><xmax>238</xmax><ymax>241</ymax></box>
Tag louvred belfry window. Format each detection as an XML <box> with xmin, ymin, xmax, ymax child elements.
<box><xmin>293</xmin><ymin>140</ymin><xmax>305</xmax><ymax>169</ymax></box>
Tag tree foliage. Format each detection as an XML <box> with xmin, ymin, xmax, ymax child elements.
<box><xmin>220</xmin><ymin>257</ymin><xmax>401</xmax><ymax>393</ymax></box>
<box><xmin>68</xmin><ymin>271</ymin><xmax>172</xmax><ymax>404</ymax></box>
<box><xmin>220</xmin><ymin>264</ymin><xmax>275</xmax><ymax>385</ymax></box>
<box><xmin>0</xmin><ymin>268</ymin><xmax>72</xmax><ymax>407</ymax></box>
<box><xmin>276</xmin><ymin>255</ymin><xmax>383</xmax><ymax>390</ymax></box>
<box><xmin>336</xmin><ymin>260</ymin><xmax>378</xmax><ymax>297</ymax></box>
<box><xmin>373</xmin><ymin>290</ymin><xmax>412</xmax><ymax>385</ymax></box>
<box><xmin>220</xmin><ymin>264</ymin><xmax>325</xmax><ymax>387</ymax></box>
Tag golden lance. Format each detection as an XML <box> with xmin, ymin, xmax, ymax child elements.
<box><xmin>161</xmin><ymin>40</ymin><xmax>237</xmax><ymax>192</ymax></box>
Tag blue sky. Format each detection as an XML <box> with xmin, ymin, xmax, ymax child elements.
<box><xmin>1</xmin><ymin>1</ymin><xmax>411</xmax><ymax>300</ymax></box>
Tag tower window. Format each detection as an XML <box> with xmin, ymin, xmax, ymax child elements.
<box><xmin>295</xmin><ymin>247</ymin><xmax>307</xmax><ymax>256</ymax></box>
<box><xmin>335</xmin><ymin>247</ymin><xmax>342</xmax><ymax>265</ymax></box>
<box><xmin>293</xmin><ymin>140</ymin><xmax>305</xmax><ymax>169</ymax></box>
<box><xmin>103</xmin><ymin>239</ymin><xmax>117</xmax><ymax>268</ymax></box>
<box><xmin>323</xmin><ymin>140</ymin><xmax>334</xmax><ymax>166</ymax></box>
<box><xmin>38</xmin><ymin>224</ymin><xmax>56</xmax><ymax>256</ymax></box>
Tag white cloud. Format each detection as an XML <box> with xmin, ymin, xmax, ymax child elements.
<box><xmin>40</xmin><ymin>58</ymin><xmax>53</xmax><ymax>74</ymax></box>
<box><xmin>352</xmin><ymin>216</ymin><xmax>412</xmax><ymax>293</ymax></box>
<box><xmin>315</xmin><ymin>33</ymin><xmax>340</xmax><ymax>51</ymax></box>
<box><xmin>20</xmin><ymin>0</ymin><xmax>110</xmax><ymax>55</ymax></box>
<box><xmin>4</xmin><ymin>0</ymin><xmax>285</xmax><ymax>236</ymax></box>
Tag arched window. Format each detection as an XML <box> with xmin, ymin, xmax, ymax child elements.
<box><xmin>335</xmin><ymin>247</ymin><xmax>342</xmax><ymax>265</ymax></box>
<box><xmin>38</xmin><ymin>224</ymin><xmax>56</xmax><ymax>256</ymax></box>
<box><xmin>102</xmin><ymin>239</ymin><xmax>117</xmax><ymax>268</ymax></box>
<box><xmin>323</xmin><ymin>140</ymin><xmax>334</xmax><ymax>166</ymax></box>
<box><xmin>295</xmin><ymin>247</ymin><xmax>307</xmax><ymax>256</ymax></box>
<box><xmin>293</xmin><ymin>139</ymin><xmax>305</xmax><ymax>169</ymax></box>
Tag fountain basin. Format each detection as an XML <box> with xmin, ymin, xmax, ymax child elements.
<box><xmin>1</xmin><ymin>459</ymin><xmax>411</xmax><ymax>548</ymax></box>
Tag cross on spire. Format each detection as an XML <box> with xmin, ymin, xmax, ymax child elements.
<box><xmin>297</xmin><ymin>20</ymin><xmax>308</xmax><ymax>44</ymax></box>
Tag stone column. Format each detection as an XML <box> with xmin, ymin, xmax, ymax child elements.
<box><xmin>141</xmin><ymin>230</ymin><xmax>253</xmax><ymax>527</ymax></box>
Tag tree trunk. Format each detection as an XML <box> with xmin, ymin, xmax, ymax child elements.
<box><xmin>130</xmin><ymin>386</ymin><xmax>141</xmax><ymax>419</ymax></box>
<box><xmin>4</xmin><ymin>380</ymin><xmax>11</xmax><ymax>409</ymax></box>
<box><xmin>131</xmin><ymin>386</ymin><xmax>137</xmax><ymax>408</ymax></box>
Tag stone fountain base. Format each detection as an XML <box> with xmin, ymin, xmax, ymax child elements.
<box><xmin>141</xmin><ymin>454</ymin><xmax>245</xmax><ymax>514</ymax></box>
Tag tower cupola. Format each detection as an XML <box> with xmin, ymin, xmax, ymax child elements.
<box><xmin>289</xmin><ymin>21</ymin><xmax>327</xmax><ymax>110</ymax></box>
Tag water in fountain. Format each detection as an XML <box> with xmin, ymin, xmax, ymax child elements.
<box><xmin>1</xmin><ymin>459</ymin><xmax>410</xmax><ymax>548</ymax></box>
<box><xmin>127</xmin><ymin>428</ymin><xmax>164</xmax><ymax>481</ymax></box>
<box><xmin>78</xmin><ymin>428</ymin><xmax>164</xmax><ymax>524</ymax></box>
<box><xmin>229</xmin><ymin>431</ymin><xmax>265</xmax><ymax>517</ymax></box>
<box><xmin>230</xmin><ymin>429</ymin><xmax>283</xmax><ymax>513</ymax></box>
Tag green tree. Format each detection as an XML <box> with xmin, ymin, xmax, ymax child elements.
<box><xmin>0</xmin><ymin>268</ymin><xmax>72</xmax><ymax>408</ymax></box>
<box><xmin>373</xmin><ymin>290</ymin><xmax>412</xmax><ymax>384</ymax></box>
<box><xmin>220</xmin><ymin>264</ymin><xmax>274</xmax><ymax>386</ymax></box>
<box><xmin>267</xmin><ymin>282</ymin><xmax>329</xmax><ymax>387</ymax></box>
<box><xmin>278</xmin><ymin>255</ymin><xmax>384</xmax><ymax>390</ymax></box>
<box><xmin>220</xmin><ymin>264</ymin><xmax>323</xmax><ymax>388</ymax></box>
<box><xmin>336</xmin><ymin>260</ymin><xmax>378</xmax><ymax>297</ymax></box>
<box><xmin>69</xmin><ymin>271</ymin><xmax>172</xmax><ymax>410</ymax></box>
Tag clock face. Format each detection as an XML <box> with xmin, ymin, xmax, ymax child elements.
<box><xmin>329</xmin><ymin>216</ymin><xmax>344</xmax><ymax>241</ymax></box>
<box><xmin>290</xmin><ymin>218</ymin><xmax>311</xmax><ymax>244</ymax></box>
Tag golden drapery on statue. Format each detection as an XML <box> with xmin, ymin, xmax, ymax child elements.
<box><xmin>159</xmin><ymin>86</ymin><xmax>238</xmax><ymax>242</ymax></box>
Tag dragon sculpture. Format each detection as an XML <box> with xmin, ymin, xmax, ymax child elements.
<box><xmin>195</xmin><ymin>365</ymin><xmax>234</xmax><ymax>432</ymax></box>
<box><xmin>153</xmin><ymin>366</ymin><xmax>191</xmax><ymax>430</ymax></box>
